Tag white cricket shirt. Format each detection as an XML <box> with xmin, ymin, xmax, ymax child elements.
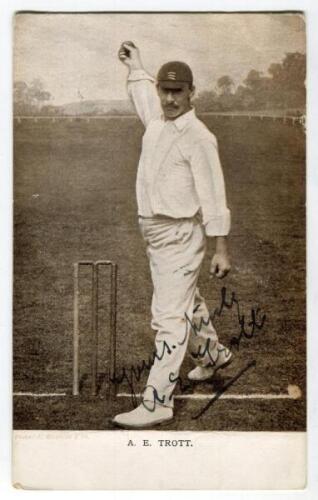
<box><xmin>127</xmin><ymin>69</ymin><xmax>231</xmax><ymax>236</ymax></box>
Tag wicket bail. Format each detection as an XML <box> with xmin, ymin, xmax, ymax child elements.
<box><xmin>73</xmin><ymin>260</ymin><xmax>118</xmax><ymax>398</ymax></box>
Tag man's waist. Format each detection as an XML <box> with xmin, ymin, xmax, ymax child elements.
<box><xmin>138</xmin><ymin>211</ymin><xmax>202</xmax><ymax>223</ymax></box>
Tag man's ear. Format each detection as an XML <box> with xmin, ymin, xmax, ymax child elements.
<box><xmin>156</xmin><ymin>83</ymin><xmax>160</xmax><ymax>95</ymax></box>
<box><xmin>190</xmin><ymin>85</ymin><xmax>195</xmax><ymax>99</ymax></box>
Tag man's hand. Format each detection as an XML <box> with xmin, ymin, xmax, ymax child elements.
<box><xmin>118</xmin><ymin>41</ymin><xmax>143</xmax><ymax>71</ymax></box>
<box><xmin>209</xmin><ymin>236</ymin><xmax>231</xmax><ymax>279</ymax></box>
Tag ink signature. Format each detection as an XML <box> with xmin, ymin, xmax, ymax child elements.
<box><xmin>191</xmin><ymin>360</ymin><xmax>257</xmax><ymax>420</ymax></box>
<box><xmin>110</xmin><ymin>340</ymin><xmax>174</xmax><ymax>408</ymax></box>
<box><xmin>110</xmin><ymin>286</ymin><xmax>266</xmax><ymax>417</ymax></box>
<box><xmin>183</xmin><ymin>286</ymin><xmax>266</xmax><ymax>351</ymax></box>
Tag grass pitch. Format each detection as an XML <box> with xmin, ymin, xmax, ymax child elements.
<box><xmin>13</xmin><ymin>116</ymin><xmax>306</xmax><ymax>430</ymax></box>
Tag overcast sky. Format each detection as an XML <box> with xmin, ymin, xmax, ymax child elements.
<box><xmin>14</xmin><ymin>12</ymin><xmax>306</xmax><ymax>105</ymax></box>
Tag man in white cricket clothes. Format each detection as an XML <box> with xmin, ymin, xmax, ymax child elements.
<box><xmin>113</xmin><ymin>41</ymin><xmax>232</xmax><ymax>428</ymax></box>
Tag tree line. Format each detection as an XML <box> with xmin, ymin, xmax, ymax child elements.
<box><xmin>14</xmin><ymin>79</ymin><xmax>53</xmax><ymax>115</ymax></box>
<box><xmin>14</xmin><ymin>52</ymin><xmax>305</xmax><ymax>115</ymax></box>
<box><xmin>194</xmin><ymin>52</ymin><xmax>305</xmax><ymax>113</ymax></box>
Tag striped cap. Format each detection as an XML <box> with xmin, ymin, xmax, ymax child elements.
<box><xmin>157</xmin><ymin>61</ymin><xmax>193</xmax><ymax>87</ymax></box>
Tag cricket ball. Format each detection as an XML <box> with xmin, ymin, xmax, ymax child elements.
<box><xmin>122</xmin><ymin>41</ymin><xmax>136</xmax><ymax>56</ymax></box>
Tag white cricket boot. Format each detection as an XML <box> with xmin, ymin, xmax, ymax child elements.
<box><xmin>188</xmin><ymin>345</ymin><xmax>233</xmax><ymax>381</ymax></box>
<box><xmin>112</xmin><ymin>403</ymin><xmax>173</xmax><ymax>429</ymax></box>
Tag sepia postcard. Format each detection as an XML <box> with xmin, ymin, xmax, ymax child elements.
<box><xmin>12</xmin><ymin>10</ymin><xmax>307</xmax><ymax>490</ymax></box>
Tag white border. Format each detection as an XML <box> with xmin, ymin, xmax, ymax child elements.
<box><xmin>1</xmin><ymin>0</ymin><xmax>318</xmax><ymax>498</ymax></box>
<box><xmin>12</xmin><ymin>431</ymin><xmax>306</xmax><ymax>490</ymax></box>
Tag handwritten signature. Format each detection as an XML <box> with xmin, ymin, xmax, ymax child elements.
<box><xmin>110</xmin><ymin>286</ymin><xmax>266</xmax><ymax>417</ymax></box>
<box><xmin>191</xmin><ymin>360</ymin><xmax>257</xmax><ymax>420</ymax></box>
<box><xmin>183</xmin><ymin>286</ymin><xmax>266</xmax><ymax>351</ymax></box>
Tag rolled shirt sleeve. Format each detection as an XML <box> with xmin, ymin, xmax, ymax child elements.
<box><xmin>127</xmin><ymin>69</ymin><xmax>162</xmax><ymax>127</ymax></box>
<box><xmin>190</xmin><ymin>138</ymin><xmax>231</xmax><ymax>236</ymax></box>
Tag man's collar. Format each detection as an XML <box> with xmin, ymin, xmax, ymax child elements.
<box><xmin>173</xmin><ymin>108</ymin><xmax>196</xmax><ymax>131</ymax></box>
<box><xmin>161</xmin><ymin>108</ymin><xmax>196</xmax><ymax>131</ymax></box>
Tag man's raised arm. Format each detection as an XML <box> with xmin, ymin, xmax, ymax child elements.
<box><xmin>118</xmin><ymin>42</ymin><xmax>161</xmax><ymax>127</ymax></box>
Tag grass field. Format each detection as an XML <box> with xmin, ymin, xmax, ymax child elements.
<box><xmin>13</xmin><ymin>115</ymin><xmax>306</xmax><ymax>430</ymax></box>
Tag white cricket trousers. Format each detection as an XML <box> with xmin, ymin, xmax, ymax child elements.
<box><xmin>139</xmin><ymin>214</ymin><xmax>219</xmax><ymax>409</ymax></box>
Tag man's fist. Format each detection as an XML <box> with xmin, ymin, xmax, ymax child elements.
<box><xmin>118</xmin><ymin>41</ymin><xmax>143</xmax><ymax>70</ymax></box>
<box><xmin>209</xmin><ymin>253</ymin><xmax>231</xmax><ymax>279</ymax></box>
<box><xmin>209</xmin><ymin>236</ymin><xmax>231</xmax><ymax>279</ymax></box>
<box><xmin>118</xmin><ymin>41</ymin><xmax>136</xmax><ymax>59</ymax></box>
<box><xmin>122</xmin><ymin>41</ymin><xmax>136</xmax><ymax>57</ymax></box>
